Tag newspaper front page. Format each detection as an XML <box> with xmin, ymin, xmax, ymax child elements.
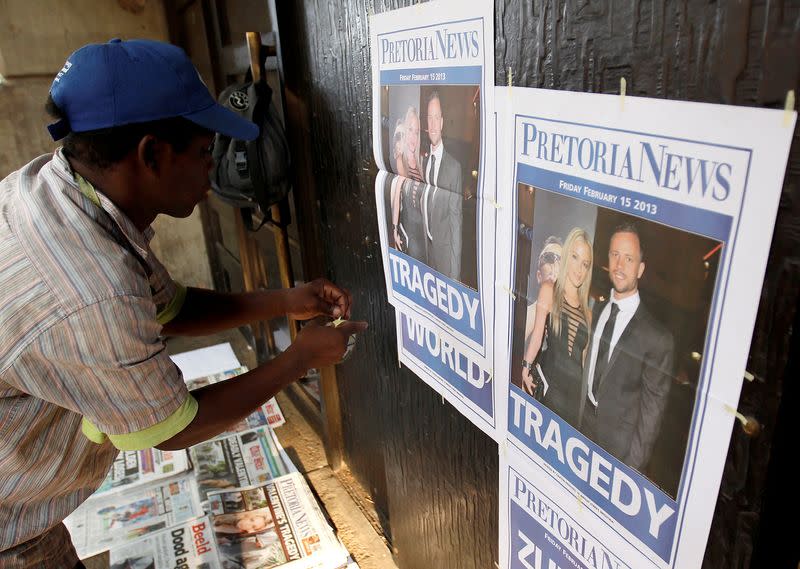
<box><xmin>370</xmin><ymin>0</ymin><xmax>499</xmax><ymax>439</ymax></box>
<box><xmin>207</xmin><ymin>473</ymin><xmax>348</xmax><ymax>569</ymax></box>
<box><xmin>65</xmin><ymin>474</ymin><xmax>204</xmax><ymax>558</ymax></box>
<box><xmin>495</xmin><ymin>88</ymin><xmax>796</xmax><ymax>568</ymax></box>
<box><xmin>109</xmin><ymin>515</ymin><xmax>221</xmax><ymax>569</ymax></box>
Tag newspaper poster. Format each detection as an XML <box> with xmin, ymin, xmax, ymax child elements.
<box><xmin>495</xmin><ymin>87</ymin><xmax>796</xmax><ymax>567</ymax></box>
<box><xmin>65</xmin><ymin>474</ymin><xmax>204</xmax><ymax>558</ymax></box>
<box><xmin>500</xmin><ymin>447</ymin><xmax>634</xmax><ymax>569</ymax></box>
<box><xmin>187</xmin><ymin>366</ymin><xmax>286</xmax><ymax>429</ymax></box>
<box><xmin>109</xmin><ymin>515</ymin><xmax>221</xmax><ymax>569</ymax></box>
<box><xmin>94</xmin><ymin>448</ymin><xmax>190</xmax><ymax>496</ymax></box>
<box><xmin>394</xmin><ymin>305</ymin><xmax>494</xmax><ymax>432</ymax></box>
<box><xmin>207</xmin><ymin>473</ymin><xmax>348</xmax><ymax>569</ymax></box>
<box><xmin>371</xmin><ymin>0</ymin><xmax>499</xmax><ymax>436</ymax></box>
<box><xmin>190</xmin><ymin>426</ymin><xmax>293</xmax><ymax>503</ymax></box>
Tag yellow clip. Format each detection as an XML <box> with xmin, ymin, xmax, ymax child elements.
<box><xmin>488</xmin><ymin>198</ymin><xmax>502</xmax><ymax>209</ymax></box>
<box><xmin>784</xmin><ymin>89</ymin><xmax>795</xmax><ymax>127</ymax></box>
<box><xmin>723</xmin><ymin>404</ymin><xmax>748</xmax><ymax>429</ymax></box>
<box><xmin>620</xmin><ymin>77</ymin><xmax>627</xmax><ymax>111</ymax></box>
<box><xmin>743</xmin><ymin>370</ymin><xmax>755</xmax><ymax>382</ymax></box>
<box><xmin>330</xmin><ymin>317</ymin><xmax>345</xmax><ymax>328</ymax></box>
<box><xmin>500</xmin><ymin>284</ymin><xmax>516</xmax><ymax>300</ymax></box>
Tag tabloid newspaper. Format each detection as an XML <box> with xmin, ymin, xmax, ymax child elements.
<box><xmin>65</xmin><ymin>474</ymin><xmax>204</xmax><ymax>558</ymax></box>
<box><xmin>186</xmin><ymin>366</ymin><xmax>286</xmax><ymax>429</ymax></box>
<box><xmin>109</xmin><ymin>515</ymin><xmax>221</xmax><ymax>569</ymax></box>
<box><xmin>207</xmin><ymin>473</ymin><xmax>348</xmax><ymax>569</ymax></box>
<box><xmin>94</xmin><ymin>448</ymin><xmax>191</xmax><ymax>496</ymax></box>
<box><xmin>189</xmin><ymin>426</ymin><xmax>294</xmax><ymax>503</ymax></box>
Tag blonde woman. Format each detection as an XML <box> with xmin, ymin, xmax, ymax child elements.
<box><xmin>521</xmin><ymin>228</ymin><xmax>593</xmax><ymax>426</ymax></box>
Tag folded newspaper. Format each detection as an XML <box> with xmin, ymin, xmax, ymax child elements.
<box><xmin>190</xmin><ymin>426</ymin><xmax>295</xmax><ymax>503</ymax></box>
<box><xmin>94</xmin><ymin>448</ymin><xmax>191</xmax><ymax>496</ymax></box>
<box><xmin>109</xmin><ymin>515</ymin><xmax>221</xmax><ymax>569</ymax></box>
<box><xmin>186</xmin><ymin>366</ymin><xmax>286</xmax><ymax>429</ymax></box>
<box><xmin>65</xmin><ymin>474</ymin><xmax>204</xmax><ymax>558</ymax></box>
<box><xmin>207</xmin><ymin>473</ymin><xmax>349</xmax><ymax>569</ymax></box>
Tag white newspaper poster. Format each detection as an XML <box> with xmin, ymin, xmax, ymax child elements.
<box><xmin>495</xmin><ymin>87</ymin><xmax>796</xmax><ymax>567</ymax></box>
<box><xmin>65</xmin><ymin>474</ymin><xmax>204</xmax><ymax>558</ymax></box>
<box><xmin>371</xmin><ymin>0</ymin><xmax>499</xmax><ymax>436</ymax></box>
<box><xmin>109</xmin><ymin>515</ymin><xmax>221</xmax><ymax>569</ymax></box>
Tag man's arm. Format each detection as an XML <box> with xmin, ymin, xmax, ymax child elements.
<box><xmin>625</xmin><ymin>328</ymin><xmax>674</xmax><ymax>470</ymax></box>
<box><xmin>156</xmin><ymin>320</ymin><xmax>366</xmax><ymax>449</ymax></box>
<box><xmin>162</xmin><ymin>278</ymin><xmax>352</xmax><ymax>337</ymax></box>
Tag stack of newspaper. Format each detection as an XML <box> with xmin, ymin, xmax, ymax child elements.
<box><xmin>64</xmin><ymin>343</ymin><xmax>357</xmax><ymax>569</ymax></box>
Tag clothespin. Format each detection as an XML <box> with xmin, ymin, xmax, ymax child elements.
<box><xmin>507</xmin><ymin>67</ymin><xmax>513</xmax><ymax>97</ymax></box>
<box><xmin>620</xmin><ymin>77</ymin><xmax>627</xmax><ymax>111</ymax></box>
<box><xmin>500</xmin><ymin>283</ymin><xmax>516</xmax><ymax>300</ymax></box>
<box><xmin>723</xmin><ymin>404</ymin><xmax>760</xmax><ymax>436</ymax></box>
<box><xmin>488</xmin><ymin>197</ymin><xmax>502</xmax><ymax>209</ymax></box>
<box><xmin>784</xmin><ymin>90</ymin><xmax>795</xmax><ymax>127</ymax></box>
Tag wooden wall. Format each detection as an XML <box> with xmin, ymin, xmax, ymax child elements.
<box><xmin>276</xmin><ymin>1</ymin><xmax>799</xmax><ymax>567</ymax></box>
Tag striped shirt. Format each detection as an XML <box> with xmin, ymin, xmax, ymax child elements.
<box><xmin>0</xmin><ymin>150</ymin><xmax>197</xmax><ymax>567</ymax></box>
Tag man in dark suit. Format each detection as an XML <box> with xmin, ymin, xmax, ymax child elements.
<box><xmin>580</xmin><ymin>223</ymin><xmax>674</xmax><ymax>471</ymax></box>
<box><xmin>422</xmin><ymin>91</ymin><xmax>463</xmax><ymax>281</ymax></box>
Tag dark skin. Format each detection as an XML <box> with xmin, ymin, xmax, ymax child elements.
<box><xmin>70</xmin><ymin>132</ymin><xmax>368</xmax><ymax>450</ymax></box>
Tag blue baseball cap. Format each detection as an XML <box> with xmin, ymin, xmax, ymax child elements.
<box><xmin>48</xmin><ymin>38</ymin><xmax>258</xmax><ymax>141</ymax></box>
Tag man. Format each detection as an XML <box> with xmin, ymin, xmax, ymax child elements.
<box><xmin>579</xmin><ymin>223</ymin><xmax>673</xmax><ymax>471</ymax></box>
<box><xmin>421</xmin><ymin>91</ymin><xmax>463</xmax><ymax>280</ymax></box>
<box><xmin>0</xmin><ymin>39</ymin><xmax>367</xmax><ymax>568</ymax></box>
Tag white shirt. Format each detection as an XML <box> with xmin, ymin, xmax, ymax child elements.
<box><xmin>586</xmin><ymin>289</ymin><xmax>640</xmax><ymax>405</ymax></box>
<box><xmin>422</xmin><ymin>143</ymin><xmax>444</xmax><ymax>240</ymax></box>
<box><xmin>425</xmin><ymin>142</ymin><xmax>444</xmax><ymax>186</ymax></box>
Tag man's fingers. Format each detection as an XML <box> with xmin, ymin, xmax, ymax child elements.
<box><xmin>341</xmin><ymin>287</ymin><xmax>353</xmax><ymax>319</ymax></box>
<box><xmin>338</xmin><ymin>320</ymin><xmax>368</xmax><ymax>336</ymax></box>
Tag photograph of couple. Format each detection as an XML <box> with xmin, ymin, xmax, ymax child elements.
<box><xmin>379</xmin><ymin>84</ymin><xmax>481</xmax><ymax>290</ymax></box>
<box><xmin>511</xmin><ymin>184</ymin><xmax>722</xmax><ymax>498</ymax></box>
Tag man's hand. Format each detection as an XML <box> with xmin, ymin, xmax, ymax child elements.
<box><xmin>290</xmin><ymin>319</ymin><xmax>368</xmax><ymax>369</ymax></box>
<box><xmin>284</xmin><ymin>278</ymin><xmax>352</xmax><ymax>321</ymax></box>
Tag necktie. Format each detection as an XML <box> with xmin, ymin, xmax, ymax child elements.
<box><xmin>591</xmin><ymin>303</ymin><xmax>620</xmax><ymax>398</ymax></box>
<box><xmin>428</xmin><ymin>154</ymin><xmax>436</xmax><ymax>185</ymax></box>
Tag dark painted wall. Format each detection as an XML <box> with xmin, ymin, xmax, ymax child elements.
<box><xmin>278</xmin><ymin>1</ymin><xmax>799</xmax><ymax>568</ymax></box>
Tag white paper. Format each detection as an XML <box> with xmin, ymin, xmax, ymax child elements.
<box><xmin>170</xmin><ymin>343</ymin><xmax>241</xmax><ymax>380</ymax></box>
